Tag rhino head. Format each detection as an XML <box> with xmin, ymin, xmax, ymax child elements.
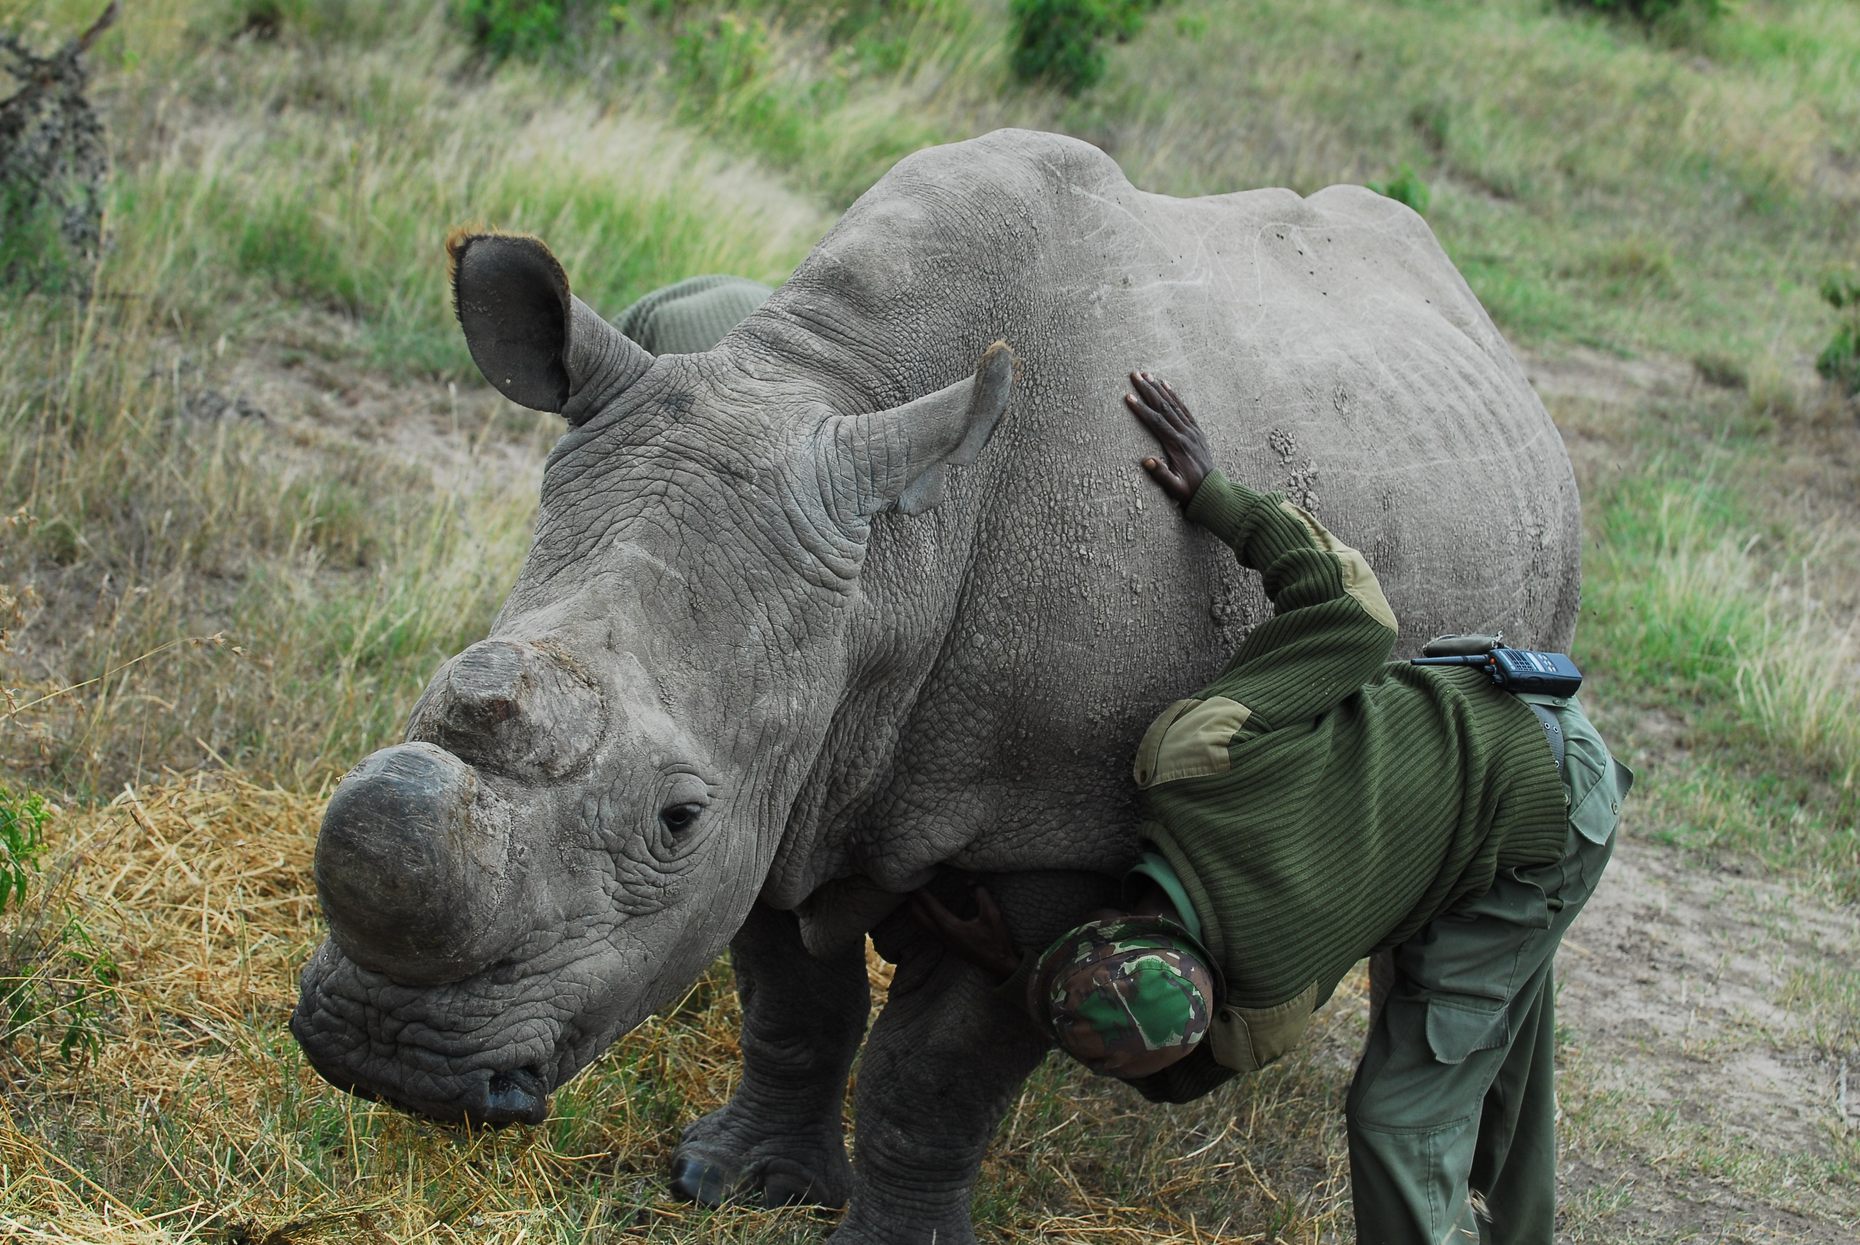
<box><xmin>291</xmin><ymin>231</ymin><xmax>1016</xmax><ymax>1124</ymax></box>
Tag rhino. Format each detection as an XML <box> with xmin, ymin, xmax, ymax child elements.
<box><xmin>613</xmin><ymin>272</ymin><xmax>775</xmax><ymax>355</ymax></box>
<box><xmin>291</xmin><ymin>128</ymin><xmax>1579</xmax><ymax>1242</ymax></box>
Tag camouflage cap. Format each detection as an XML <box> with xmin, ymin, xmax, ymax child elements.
<box><xmin>1034</xmin><ymin>916</ymin><xmax>1216</xmax><ymax>1076</ymax></box>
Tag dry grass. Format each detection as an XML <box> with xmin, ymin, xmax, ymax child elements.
<box><xmin>3</xmin><ymin>776</ymin><xmax>1854</xmax><ymax>1242</ymax></box>
<box><xmin>0</xmin><ymin>780</ymin><xmax>1369</xmax><ymax>1243</ymax></box>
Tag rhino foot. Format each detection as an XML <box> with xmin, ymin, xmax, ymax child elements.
<box><xmin>827</xmin><ymin>1205</ymin><xmax>978</xmax><ymax>1245</ymax></box>
<box><xmin>669</xmin><ymin>1105</ymin><xmax>852</xmax><ymax>1209</ymax></box>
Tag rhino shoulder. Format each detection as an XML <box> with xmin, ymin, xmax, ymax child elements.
<box><xmin>1304</xmin><ymin>182</ymin><xmax>1512</xmax><ymax>360</ymax></box>
<box><xmin>874</xmin><ymin>128</ymin><xmax>1129</xmax><ymax>219</ymax></box>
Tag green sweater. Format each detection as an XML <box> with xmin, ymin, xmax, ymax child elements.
<box><xmin>1125</xmin><ymin>471</ymin><xmax>1568</xmax><ymax>1101</ymax></box>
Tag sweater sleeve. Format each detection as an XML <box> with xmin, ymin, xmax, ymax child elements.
<box><xmin>1183</xmin><ymin>470</ymin><xmax>1398</xmax><ymax>732</ymax></box>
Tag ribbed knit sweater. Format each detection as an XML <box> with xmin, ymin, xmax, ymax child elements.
<box><xmin>1122</xmin><ymin>470</ymin><xmax>1568</xmax><ymax>1098</ymax></box>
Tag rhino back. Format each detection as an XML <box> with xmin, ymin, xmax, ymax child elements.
<box><xmin>753</xmin><ymin>130</ymin><xmax>1577</xmax><ymax>898</ymax></box>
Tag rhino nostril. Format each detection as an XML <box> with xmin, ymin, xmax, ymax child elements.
<box><xmin>480</xmin><ymin>1066</ymin><xmax>547</xmax><ymax>1125</ymax></box>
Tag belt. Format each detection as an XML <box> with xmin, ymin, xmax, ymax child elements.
<box><xmin>1523</xmin><ymin>700</ymin><xmax>1566</xmax><ymax>777</ymax></box>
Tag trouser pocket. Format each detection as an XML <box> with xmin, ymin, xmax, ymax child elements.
<box><xmin>1424</xmin><ymin>996</ymin><xmax>1508</xmax><ymax>1066</ymax></box>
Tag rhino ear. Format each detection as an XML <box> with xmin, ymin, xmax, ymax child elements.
<box><xmin>823</xmin><ymin>341</ymin><xmax>1018</xmax><ymax>520</ymax></box>
<box><xmin>447</xmin><ymin>230</ymin><xmax>653</xmax><ymax>416</ymax></box>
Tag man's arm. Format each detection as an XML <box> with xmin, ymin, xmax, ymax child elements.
<box><xmin>908</xmin><ymin>884</ymin><xmax>1044</xmax><ymax>1025</ymax></box>
<box><xmin>1126</xmin><ymin>372</ymin><xmax>1397</xmax><ymax>732</ymax></box>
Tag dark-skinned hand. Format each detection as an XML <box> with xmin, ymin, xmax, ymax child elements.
<box><xmin>908</xmin><ymin>881</ymin><xmax>1022</xmax><ymax>982</ymax></box>
<box><xmin>1123</xmin><ymin>370</ymin><xmax>1215</xmax><ymax>506</ymax></box>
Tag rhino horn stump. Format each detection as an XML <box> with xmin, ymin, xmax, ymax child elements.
<box><xmin>315</xmin><ymin>742</ymin><xmax>520</xmax><ymax>984</ymax></box>
<box><xmin>408</xmin><ymin>639</ymin><xmax>604</xmax><ymax>781</ymax></box>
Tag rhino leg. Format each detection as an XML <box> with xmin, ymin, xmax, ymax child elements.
<box><xmin>671</xmin><ymin>901</ymin><xmax>868</xmax><ymax>1208</ymax></box>
<box><xmin>829</xmin><ymin>904</ymin><xmax>1052</xmax><ymax>1245</ymax></box>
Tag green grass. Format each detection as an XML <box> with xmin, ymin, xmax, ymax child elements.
<box><xmin>1571</xmin><ymin>395</ymin><xmax>1860</xmax><ymax>894</ymax></box>
<box><xmin>0</xmin><ymin>294</ymin><xmax>546</xmax><ymax>790</ymax></box>
<box><xmin>98</xmin><ymin>4</ymin><xmax>830</xmax><ymax>382</ymax></box>
<box><xmin>1</xmin><ymin>0</ymin><xmax>834</xmax><ymax>793</ymax></box>
<box><xmin>1063</xmin><ymin>0</ymin><xmax>1860</xmax><ymax>366</ymax></box>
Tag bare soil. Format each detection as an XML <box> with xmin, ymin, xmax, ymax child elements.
<box><xmin>1512</xmin><ymin>343</ymin><xmax>1860</xmax><ymax>1239</ymax></box>
<box><xmin>1558</xmin><ymin>836</ymin><xmax>1860</xmax><ymax>1241</ymax></box>
<box><xmin>208</xmin><ymin>327</ymin><xmax>557</xmax><ymax>495</ymax></box>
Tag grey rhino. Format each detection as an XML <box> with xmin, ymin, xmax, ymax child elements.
<box><xmin>292</xmin><ymin>128</ymin><xmax>1578</xmax><ymax>1242</ymax></box>
<box><xmin>614</xmin><ymin>272</ymin><xmax>774</xmax><ymax>355</ymax></box>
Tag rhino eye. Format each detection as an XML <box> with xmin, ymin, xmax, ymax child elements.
<box><xmin>659</xmin><ymin>803</ymin><xmax>703</xmax><ymax>834</ymax></box>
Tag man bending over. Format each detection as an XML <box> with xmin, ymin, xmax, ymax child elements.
<box><xmin>915</xmin><ymin>372</ymin><xmax>1632</xmax><ymax>1244</ymax></box>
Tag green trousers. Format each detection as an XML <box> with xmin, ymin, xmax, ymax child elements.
<box><xmin>1345</xmin><ymin>696</ymin><xmax>1631</xmax><ymax>1245</ymax></box>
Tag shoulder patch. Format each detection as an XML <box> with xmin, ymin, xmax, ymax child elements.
<box><xmin>1133</xmin><ymin>696</ymin><xmax>1253</xmax><ymax>788</ymax></box>
<box><xmin>1277</xmin><ymin>501</ymin><xmax>1398</xmax><ymax>632</ymax></box>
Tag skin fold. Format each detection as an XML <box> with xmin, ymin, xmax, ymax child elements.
<box><xmin>291</xmin><ymin>129</ymin><xmax>1580</xmax><ymax>1244</ymax></box>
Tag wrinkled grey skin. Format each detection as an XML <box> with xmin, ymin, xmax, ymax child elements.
<box><xmin>615</xmin><ymin>273</ymin><xmax>775</xmax><ymax>356</ymax></box>
<box><xmin>292</xmin><ymin>129</ymin><xmax>1578</xmax><ymax>1242</ymax></box>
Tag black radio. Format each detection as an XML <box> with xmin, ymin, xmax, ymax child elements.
<box><xmin>1409</xmin><ymin>634</ymin><xmax>1583</xmax><ymax>698</ymax></box>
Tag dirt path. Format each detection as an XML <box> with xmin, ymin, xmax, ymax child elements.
<box><xmin>1557</xmin><ymin>836</ymin><xmax>1859</xmax><ymax>1240</ymax></box>
<box><xmin>1513</xmin><ymin>343</ymin><xmax>1860</xmax><ymax>1239</ymax></box>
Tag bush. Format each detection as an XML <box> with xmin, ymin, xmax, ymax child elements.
<box><xmin>1816</xmin><ymin>274</ymin><xmax>1860</xmax><ymax>398</ymax></box>
<box><xmin>0</xmin><ymin>786</ymin><xmax>48</xmax><ymax>915</ymax></box>
<box><xmin>0</xmin><ymin>785</ymin><xmax>116</xmax><ymax>1064</ymax></box>
<box><xmin>1010</xmin><ymin>0</ymin><xmax>1166</xmax><ymax>96</ymax></box>
<box><xmin>673</xmin><ymin>10</ymin><xmax>770</xmax><ymax>99</ymax></box>
<box><xmin>0</xmin><ymin>6</ymin><xmax>115</xmax><ymax>294</ymax></box>
<box><xmin>1559</xmin><ymin>0</ymin><xmax>1726</xmax><ymax>29</ymax></box>
<box><xmin>454</xmin><ymin>0</ymin><xmax>573</xmax><ymax>59</ymax></box>
<box><xmin>1367</xmin><ymin>164</ymin><xmax>1431</xmax><ymax>215</ymax></box>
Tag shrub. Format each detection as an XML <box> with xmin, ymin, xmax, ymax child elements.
<box><xmin>673</xmin><ymin>10</ymin><xmax>770</xmax><ymax>99</ymax></box>
<box><xmin>0</xmin><ymin>785</ymin><xmax>48</xmax><ymax>915</ymax></box>
<box><xmin>0</xmin><ymin>6</ymin><xmax>116</xmax><ymax>294</ymax></box>
<box><xmin>1009</xmin><ymin>0</ymin><xmax>1166</xmax><ymax>96</ymax></box>
<box><xmin>454</xmin><ymin>0</ymin><xmax>573</xmax><ymax>59</ymax></box>
<box><xmin>1816</xmin><ymin>274</ymin><xmax>1860</xmax><ymax>398</ymax></box>
<box><xmin>0</xmin><ymin>785</ymin><xmax>116</xmax><ymax>1063</ymax></box>
<box><xmin>1559</xmin><ymin>0</ymin><xmax>1726</xmax><ymax>29</ymax></box>
<box><xmin>1367</xmin><ymin>164</ymin><xmax>1431</xmax><ymax>215</ymax></box>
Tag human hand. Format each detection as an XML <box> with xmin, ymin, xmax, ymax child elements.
<box><xmin>908</xmin><ymin>881</ymin><xmax>1022</xmax><ymax>982</ymax></box>
<box><xmin>1123</xmin><ymin>371</ymin><xmax>1214</xmax><ymax>506</ymax></box>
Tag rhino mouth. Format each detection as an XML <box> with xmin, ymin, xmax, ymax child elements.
<box><xmin>291</xmin><ymin>940</ymin><xmax>565</xmax><ymax>1127</ymax></box>
<box><xmin>293</xmin><ymin>1011</ymin><xmax>551</xmax><ymax>1125</ymax></box>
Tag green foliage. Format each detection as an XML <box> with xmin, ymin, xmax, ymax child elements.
<box><xmin>1559</xmin><ymin>0</ymin><xmax>1726</xmax><ymax>28</ymax></box>
<box><xmin>0</xmin><ymin>182</ymin><xmax>87</xmax><ymax>295</ymax></box>
<box><xmin>1009</xmin><ymin>0</ymin><xmax>1166</xmax><ymax>96</ymax></box>
<box><xmin>0</xmin><ymin>784</ymin><xmax>49</xmax><ymax>914</ymax></box>
<box><xmin>0</xmin><ymin>785</ymin><xmax>116</xmax><ymax>1064</ymax></box>
<box><xmin>454</xmin><ymin>0</ymin><xmax>573</xmax><ymax>59</ymax></box>
<box><xmin>1366</xmin><ymin>163</ymin><xmax>1431</xmax><ymax>214</ymax></box>
<box><xmin>673</xmin><ymin>10</ymin><xmax>771</xmax><ymax>98</ymax></box>
<box><xmin>1816</xmin><ymin>273</ymin><xmax>1860</xmax><ymax>397</ymax></box>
